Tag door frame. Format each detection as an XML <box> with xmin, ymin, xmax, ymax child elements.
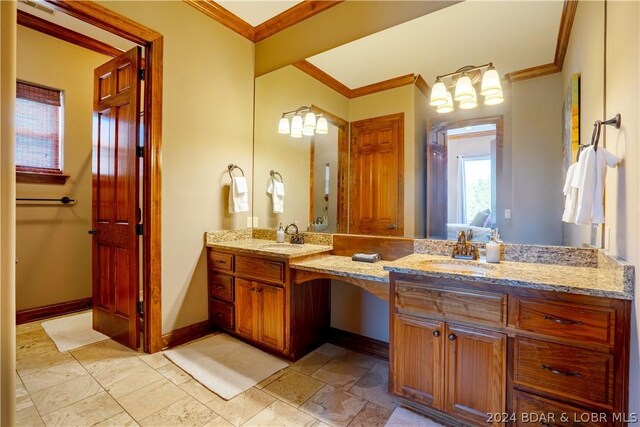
<box><xmin>45</xmin><ymin>0</ymin><xmax>163</xmax><ymax>353</ymax></box>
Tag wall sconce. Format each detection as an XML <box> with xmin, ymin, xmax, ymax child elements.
<box><xmin>430</xmin><ymin>63</ymin><xmax>503</xmax><ymax>114</ymax></box>
<box><xmin>278</xmin><ymin>106</ymin><xmax>328</xmax><ymax>138</ymax></box>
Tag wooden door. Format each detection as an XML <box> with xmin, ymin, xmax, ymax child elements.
<box><xmin>91</xmin><ymin>47</ymin><xmax>142</xmax><ymax>349</ymax></box>
<box><xmin>391</xmin><ymin>314</ymin><xmax>444</xmax><ymax>408</ymax></box>
<box><xmin>444</xmin><ymin>323</ymin><xmax>506</xmax><ymax>425</ymax></box>
<box><xmin>235</xmin><ymin>278</ymin><xmax>255</xmax><ymax>339</ymax></box>
<box><xmin>350</xmin><ymin>113</ymin><xmax>403</xmax><ymax>236</ymax></box>
<box><xmin>257</xmin><ymin>283</ymin><xmax>285</xmax><ymax>351</ymax></box>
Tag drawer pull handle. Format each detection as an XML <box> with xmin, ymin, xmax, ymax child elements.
<box><xmin>215</xmin><ymin>260</ymin><xmax>227</xmax><ymax>264</ymax></box>
<box><xmin>543</xmin><ymin>315</ymin><xmax>583</xmax><ymax>326</ymax></box>
<box><xmin>433</xmin><ymin>330</ymin><xmax>440</xmax><ymax>337</ymax></box>
<box><xmin>448</xmin><ymin>333</ymin><xmax>456</xmax><ymax>341</ymax></box>
<box><xmin>541</xmin><ymin>364</ymin><xmax>581</xmax><ymax>378</ymax></box>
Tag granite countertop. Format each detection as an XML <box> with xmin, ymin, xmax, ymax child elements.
<box><xmin>384</xmin><ymin>253</ymin><xmax>633</xmax><ymax>300</ymax></box>
<box><xmin>206</xmin><ymin>238</ymin><xmax>332</xmax><ymax>259</ymax></box>
<box><xmin>290</xmin><ymin>255</ymin><xmax>392</xmax><ymax>283</ymax></box>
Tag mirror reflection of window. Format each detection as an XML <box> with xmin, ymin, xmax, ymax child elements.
<box><xmin>311</xmin><ymin>124</ymin><xmax>338</xmax><ymax>233</ymax></box>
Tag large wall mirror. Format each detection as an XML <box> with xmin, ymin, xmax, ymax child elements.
<box><xmin>253</xmin><ymin>0</ymin><xmax>605</xmax><ymax>247</ymax></box>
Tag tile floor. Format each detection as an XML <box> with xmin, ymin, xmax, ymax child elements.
<box><xmin>15</xmin><ymin>316</ymin><xmax>404</xmax><ymax>427</ymax></box>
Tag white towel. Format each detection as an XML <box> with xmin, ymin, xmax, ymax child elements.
<box><xmin>562</xmin><ymin>162</ymin><xmax>578</xmax><ymax>223</ymax></box>
<box><xmin>229</xmin><ymin>176</ymin><xmax>249</xmax><ymax>213</ymax></box>
<box><xmin>592</xmin><ymin>147</ymin><xmax>620</xmax><ymax>223</ymax></box>
<box><xmin>574</xmin><ymin>146</ymin><xmax>597</xmax><ymax>225</ymax></box>
<box><xmin>266</xmin><ymin>178</ymin><xmax>284</xmax><ymax>214</ymax></box>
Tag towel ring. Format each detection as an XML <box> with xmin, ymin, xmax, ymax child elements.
<box><xmin>270</xmin><ymin>170</ymin><xmax>284</xmax><ymax>183</ymax></box>
<box><xmin>592</xmin><ymin>114</ymin><xmax>621</xmax><ymax>151</ymax></box>
<box><xmin>227</xmin><ymin>164</ymin><xmax>244</xmax><ymax>180</ymax></box>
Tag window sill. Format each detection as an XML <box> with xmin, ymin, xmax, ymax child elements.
<box><xmin>16</xmin><ymin>171</ymin><xmax>70</xmax><ymax>185</ymax></box>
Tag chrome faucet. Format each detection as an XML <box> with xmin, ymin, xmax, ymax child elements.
<box><xmin>285</xmin><ymin>223</ymin><xmax>304</xmax><ymax>244</ymax></box>
<box><xmin>452</xmin><ymin>229</ymin><xmax>479</xmax><ymax>260</ymax></box>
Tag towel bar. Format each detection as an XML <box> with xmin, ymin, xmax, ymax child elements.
<box><xmin>227</xmin><ymin>164</ymin><xmax>244</xmax><ymax>180</ymax></box>
<box><xmin>270</xmin><ymin>170</ymin><xmax>284</xmax><ymax>183</ymax></box>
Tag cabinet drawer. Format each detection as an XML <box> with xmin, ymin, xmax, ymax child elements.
<box><xmin>395</xmin><ymin>281</ymin><xmax>506</xmax><ymax>325</ymax></box>
<box><xmin>514</xmin><ymin>338</ymin><xmax>614</xmax><ymax>409</ymax></box>
<box><xmin>209</xmin><ymin>299</ymin><xmax>234</xmax><ymax>331</ymax></box>
<box><xmin>515</xmin><ymin>298</ymin><xmax>615</xmax><ymax>346</ymax></box>
<box><xmin>513</xmin><ymin>391</ymin><xmax>610</xmax><ymax>427</ymax></box>
<box><xmin>209</xmin><ymin>252</ymin><xmax>234</xmax><ymax>272</ymax></box>
<box><xmin>209</xmin><ymin>273</ymin><xmax>234</xmax><ymax>303</ymax></box>
<box><xmin>236</xmin><ymin>255</ymin><xmax>284</xmax><ymax>284</ymax></box>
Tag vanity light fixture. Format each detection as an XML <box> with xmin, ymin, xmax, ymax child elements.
<box><xmin>278</xmin><ymin>106</ymin><xmax>328</xmax><ymax>138</ymax></box>
<box><xmin>430</xmin><ymin>63</ymin><xmax>503</xmax><ymax>114</ymax></box>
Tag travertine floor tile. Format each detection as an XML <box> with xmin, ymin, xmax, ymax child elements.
<box><xmin>30</xmin><ymin>374</ymin><xmax>103</xmax><ymax>415</ymax></box>
<box><xmin>138</xmin><ymin>351</ymin><xmax>171</xmax><ymax>369</ymax></box>
<box><xmin>311</xmin><ymin>359</ymin><xmax>368</xmax><ymax>391</ymax></box>
<box><xmin>117</xmin><ymin>378</ymin><xmax>188</xmax><ymax>421</ymax></box>
<box><xmin>15</xmin><ymin>405</ymin><xmax>45</xmax><ymax>427</ymax></box>
<box><xmin>93</xmin><ymin>357</ymin><xmax>164</xmax><ymax>398</ymax></box>
<box><xmin>263</xmin><ymin>370</ymin><xmax>325</xmax><ymax>407</ymax></box>
<box><xmin>94</xmin><ymin>411</ymin><xmax>140</xmax><ymax>426</ymax></box>
<box><xmin>348</xmin><ymin>402</ymin><xmax>392</xmax><ymax>427</ymax></box>
<box><xmin>20</xmin><ymin>360</ymin><xmax>87</xmax><ymax>394</ymax></box>
<box><xmin>349</xmin><ymin>371</ymin><xmax>396</xmax><ymax>410</ymax></box>
<box><xmin>205</xmin><ymin>387</ymin><xmax>276</xmax><ymax>427</ymax></box>
<box><xmin>180</xmin><ymin>379</ymin><xmax>219</xmax><ymax>404</ymax></box>
<box><xmin>70</xmin><ymin>339</ymin><xmax>138</xmax><ymax>370</ymax></box>
<box><xmin>300</xmin><ymin>384</ymin><xmax>367</xmax><ymax>427</ymax></box>
<box><xmin>158</xmin><ymin>362</ymin><xmax>193</xmax><ymax>385</ymax></box>
<box><xmin>203</xmin><ymin>416</ymin><xmax>234</xmax><ymax>427</ymax></box>
<box><xmin>140</xmin><ymin>396</ymin><xmax>217</xmax><ymax>426</ymax></box>
<box><xmin>255</xmin><ymin>368</ymin><xmax>288</xmax><ymax>389</ymax></box>
<box><xmin>369</xmin><ymin>360</ymin><xmax>389</xmax><ymax>377</ymax></box>
<box><xmin>332</xmin><ymin>350</ymin><xmax>378</xmax><ymax>370</ymax></box>
<box><xmin>16</xmin><ymin>331</ymin><xmax>58</xmax><ymax>361</ymax></box>
<box><xmin>244</xmin><ymin>400</ymin><xmax>321</xmax><ymax>427</ymax></box>
<box><xmin>16</xmin><ymin>321</ymin><xmax>44</xmax><ymax>335</ymax></box>
<box><xmin>314</xmin><ymin>343</ymin><xmax>345</xmax><ymax>358</ymax></box>
<box><xmin>16</xmin><ymin>385</ymin><xmax>34</xmax><ymax>411</ymax></box>
<box><xmin>291</xmin><ymin>351</ymin><xmax>332</xmax><ymax>376</ymax></box>
<box><xmin>16</xmin><ymin>350</ymin><xmax>74</xmax><ymax>376</ymax></box>
<box><xmin>41</xmin><ymin>391</ymin><xmax>123</xmax><ymax>426</ymax></box>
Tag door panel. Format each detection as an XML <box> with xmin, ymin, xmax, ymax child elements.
<box><xmin>445</xmin><ymin>323</ymin><xmax>506</xmax><ymax>425</ymax></box>
<box><xmin>235</xmin><ymin>278</ymin><xmax>255</xmax><ymax>339</ymax></box>
<box><xmin>92</xmin><ymin>47</ymin><xmax>141</xmax><ymax>349</ymax></box>
<box><xmin>350</xmin><ymin>113</ymin><xmax>403</xmax><ymax>236</ymax></box>
<box><xmin>258</xmin><ymin>283</ymin><xmax>285</xmax><ymax>351</ymax></box>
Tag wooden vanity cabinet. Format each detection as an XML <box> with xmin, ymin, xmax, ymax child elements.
<box><xmin>206</xmin><ymin>247</ymin><xmax>330</xmax><ymax>360</ymax></box>
<box><xmin>390</xmin><ymin>273</ymin><xmax>630</xmax><ymax>427</ymax></box>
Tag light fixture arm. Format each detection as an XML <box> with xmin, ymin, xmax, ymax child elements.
<box><xmin>435</xmin><ymin>62</ymin><xmax>494</xmax><ymax>81</ymax></box>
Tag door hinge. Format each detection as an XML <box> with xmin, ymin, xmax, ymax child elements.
<box><xmin>136</xmin><ymin>146</ymin><xmax>144</xmax><ymax>157</ymax></box>
<box><xmin>137</xmin><ymin>301</ymin><xmax>144</xmax><ymax>317</ymax></box>
<box><xmin>138</xmin><ymin>68</ymin><xmax>145</xmax><ymax>81</ymax></box>
<box><xmin>136</xmin><ymin>223</ymin><xmax>143</xmax><ymax>236</ymax></box>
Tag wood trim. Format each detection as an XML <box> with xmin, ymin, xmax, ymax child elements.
<box><xmin>291</xmin><ymin>268</ymin><xmax>389</xmax><ymax>301</ymax></box>
<box><xmin>254</xmin><ymin>0</ymin><xmax>344</xmax><ymax>42</ymax></box>
<box><xmin>161</xmin><ymin>320</ymin><xmax>211</xmax><ymax>350</ymax></box>
<box><xmin>16</xmin><ymin>297</ymin><xmax>92</xmax><ymax>325</ymax></box>
<box><xmin>446</xmin><ymin>129</ymin><xmax>497</xmax><ymax>141</ymax></box>
<box><xmin>183</xmin><ymin>0</ymin><xmax>255</xmax><ymax>41</ymax></box>
<box><xmin>17</xmin><ymin>10</ymin><xmax>122</xmax><ymax>57</ymax></box>
<box><xmin>350</xmin><ymin>73</ymin><xmax>415</xmax><ymax>99</ymax></box>
<box><xmin>16</xmin><ymin>171</ymin><xmax>69</xmax><ymax>185</ymax></box>
<box><xmin>331</xmin><ymin>234</ymin><xmax>414</xmax><ymax>261</ymax></box>
<box><xmin>45</xmin><ymin>0</ymin><xmax>163</xmax><ymax>354</ymax></box>
<box><xmin>414</xmin><ymin>74</ymin><xmax>430</xmax><ymax>98</ymax></box>
<box><xmin>327</xmin><ymin>327</ymin><xmax>388</xmax><ymax>360</ymax></box>
<box><xmin>505</xmin><ymin>63</ymin><xmax>560</xmax><ymax>82</ymax></box>
<box><xmin>293</xmin><ymin>60</ymin><xmax>352</xmax><ymax>98</ymax></box>
<box><xmin>554</xmin><ymin>0</ymin><xmax>579</xmax><ymax>70</ymax></box>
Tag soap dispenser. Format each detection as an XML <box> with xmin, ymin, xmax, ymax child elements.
<box><xmin>486</xmin><ymin>228</ymin><xmax>501</xmax><ymax>263</ymax></box>
<box><xmin>276</xmin><ymin>223</ymin><xmax>285</xmax><ymax>243</ymax></box>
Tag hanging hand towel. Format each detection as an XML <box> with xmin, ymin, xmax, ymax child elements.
<box><xmin>562</xmin><ymin>162</ymin><xmax>578</xmax><ymax>223</ymax></box>
<box><xmin>591</xmin><ymin>147</ymin><xmax>620</xmax><ymax>224</ymax></box>
<box><xmin>574</xmin><ymin>146</ymin><xmax>597</xmax><ymax>225</ymax></box>
<box><xmin>229</xmin><ymin>176</ymin><xmax>249</xmax><ymax>213</ymax></box>
<box><xmin>267</xmin><ymin>178</ymin><xmax>285</xmax><ymax>214</ymax></box>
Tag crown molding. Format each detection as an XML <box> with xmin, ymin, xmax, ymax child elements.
<box><xmin>183</xmin><ymin>0</ymin><xmax>255</xmax><ymax>41</ymax></box>
<box><xmin>255</xmin><ymin>1</ymin><xmax>343</xmax><ymax>42</ymax></box>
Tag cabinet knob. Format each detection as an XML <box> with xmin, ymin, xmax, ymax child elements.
<box><xmin>448</xmin><ymin>333</ymin><xmax>456</xmax><ymax>341</ymax></box>
<box><xmin>88</xmin><ymin>228</ymin><xmax>98</xmax><ymax>235</ymax></box>
<box><xmin>433</xmin><ymin>330</ymin><xmax>440</xmax><ymax>337</ymax></box>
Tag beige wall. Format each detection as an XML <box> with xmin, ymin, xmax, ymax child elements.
<box><xmin>603</xmin><ymin>0</ymin><xmax>640</xmax><ymax>415</ymax></box>
<box><xmin>562</xmin><ymin>0</ymin><xmax>605</xmax><ymax>247</ymax></box>
<box><xmin>15</xmin><ymin>26</ymin><xmax>110</xmax><ymax>311</ymax></box>
<box><xmin>254</xmin><ymin>65</ymin><xmax>349</xmax><ymax>229</ymax></box>
<box><xmin>98</xmin><ymin>1</ymin><xmax>255</xmax><ymax>333</ymax></box>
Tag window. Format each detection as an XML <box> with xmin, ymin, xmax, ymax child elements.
<box><xmin>462</xmin><ymin>155</ymin><xmax>492</xmax><ymax>223</ymax></box>
<box><xmin>16</xmin><ymin>81</ymin><xmax>67</xmax><ymax>184</ymax></box>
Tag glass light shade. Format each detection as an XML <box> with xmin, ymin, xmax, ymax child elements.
<box><xmin>278</xmin><ymin>117</ymin><xmax>290</xmax><ymax>134</ymax></box>
<box><xmin>454</xmin><ymin>75</ymin><xmax>474</xmax><ymax>101</ymax></box>
<box><xmin>303</xmin><ymin>112</ymin><xmax>317</xmax><ymax>130</ymax></box>
<box><xmin>459</xmin><ymin>88</ymin><xmax>477</xmax><ymax>109</ymax></box>
<box><xmin>302</xmin><ymin>127</ymin><xmax>315</xmax><ymax>136</ymax></box>
<box><xmin>481</xmin><ymin>68</ymin><xmax>502</xmax><ymax>96</ymax></box>
<box><xmin>290</xmin><ymin>127</ymin><xmax>303</xmax><ymax>138</ymax></box>
<box><xmin>429</xmin><ymin>80</ymin><xmax>448</xmax><ymax>106</ymax></box>
<box><xmin>484</xmin><ymin>92</ymin><xmax>504</xmax><ymax>105</ymax></box>
<box><xmin>436</xmin><ymin>91</ymin><xmax>454</xmax><ymax>114</ymax></box>
<box><xmin>315</xmin><ymin>117</ymin><xmax>329</xmax><ymax>134</ymax></box>
<box><xmin>291</xmin><ymin>114</ymin><xmax>303</xmax><ymax>134</ymax></box>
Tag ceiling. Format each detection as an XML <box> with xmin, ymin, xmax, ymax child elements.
<box><xmin>217</xmin><ymin>0</ymin><xmax>303</xmax><ymax>27</ymax></box>
<box><xmin>306</xmin><ymin>0</ymin><xmax>565</xmax><ymax>88</ymax></box>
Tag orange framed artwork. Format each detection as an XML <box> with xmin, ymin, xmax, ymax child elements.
<box><xmin>563</xmin><ymin>73</ymin><xmax>580</xmax><ymax>169</ymax></box>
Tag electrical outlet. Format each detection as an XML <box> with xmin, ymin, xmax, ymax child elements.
<box><xmin>605</xmin><ymin>226</ymin><xmax>611</xmax><ymax>251</ymax></box>
<box><xmin>252</xmin><ymin>217</ymin><xmax>259</xmax><ymax>228</ymax></box>
<box><xmin>246</xmin><ymin>217</ymin><xmax>253</xmax><ymax>228</ymax></box>
<box><xmin>504</xmin><ymin>209</ymin><xmax>511</xmax><ymax>219</ymax></box>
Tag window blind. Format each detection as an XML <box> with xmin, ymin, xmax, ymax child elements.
<box><xmin>16</xmin><ymin>81</ymin><xmax>62</xmax><ymax>173</ymax></box>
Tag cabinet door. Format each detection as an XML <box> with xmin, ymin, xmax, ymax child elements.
<box><xmin>391</xmin><ymin>314</ymin><xmax>444</xmax><ymax>408</ymax></box>
<box><xmin>445</xmin><ymin>323</ymin><xmax>506</xmax><ymax>425</ymax></box>
<box><xmin>257</xmin><ymin>283</ymin><xmax>285</xmax><ymax>351</ymax></box>
<box><xmin>235</xmin><ymin>278</ymin><xmax>255</xmax><ymax>339</ymax></box>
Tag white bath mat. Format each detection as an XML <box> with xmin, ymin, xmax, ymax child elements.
<box><xmin>41</xmin><ymin>311</ymin><xmax>109</xmax><ymax>352</ymax></box>
<box><xmin>385</xmin><ymin>407</ymin><xmax>444</xmax><ymax>427</ymax></box>
<box><xmin>163</xmin><ymin>333</ymin><xmax>288</xmax><ymax>400</ymax></box>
